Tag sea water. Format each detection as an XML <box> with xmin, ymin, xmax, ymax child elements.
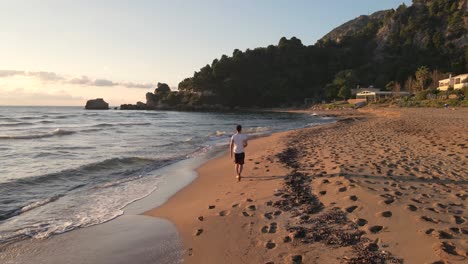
<box><xmin>0</xmin><ymin>106</ymin><xmax>333</xmax><ymax>245</ymax></box>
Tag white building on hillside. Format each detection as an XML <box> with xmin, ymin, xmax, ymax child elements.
<box><xmin>437</xmin><ymin>73</ymin><xmax>468</xmax><ymax>91</ymax></box>
<box><xmin>354</xmin><ymin>86</ymin><xmax>409</xmax><ymax>101</ymax></box>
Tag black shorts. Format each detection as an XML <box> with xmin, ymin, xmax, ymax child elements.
<box><xmin>234</xmin><ymin>153</ymin><xmax>245</xmax><ymax>165</ymax></box>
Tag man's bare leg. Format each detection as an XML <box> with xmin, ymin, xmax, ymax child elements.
<box><xmin>235</xmin><ymin>164</ymin><xmax>242</xmax><ymax>181</ymax></box>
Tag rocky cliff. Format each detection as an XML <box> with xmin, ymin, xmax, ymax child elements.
<box><xmin>318</xmin><ymin>0</ymin><xmax>467</xmax><ymax>50</ymax></box>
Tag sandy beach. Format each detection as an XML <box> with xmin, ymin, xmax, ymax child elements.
<box><xmin>146</xmin><ymin>108</ymin><xmax>467</xmax><ymax>264</ymax></box>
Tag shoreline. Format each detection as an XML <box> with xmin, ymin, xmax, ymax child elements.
<box><xmin>146</xmin><ymin>108</ymin><xmax>468</xmax><ymax>263</ymax></box>
<box><xmin>0</xmin><ymin>111</ymin><xmax>327</xmax><ymax>264</ymax></box>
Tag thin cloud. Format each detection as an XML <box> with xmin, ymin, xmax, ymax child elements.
<box><xmin>0</xmin><ymin>69</ymin><xmax>155</xmax><ymax>89</ymax></box>
<box><xmin>93</xmin><ymin>79</ymin><xmax>117</xmax><ymax>86</ymax></box>
<box><xmin>0</xmin><ymin>70</ymin><xmax>63</xmax><ymax>81</ymax></box>
<box><xmin>0</xmin><ymin>70</ymin><xmax>24</xmax><ymax>77</ymax></box>
<box><xmin>0</xmin><ymin>87</ymin><xmax>85</xmax><ymax>106</ymax></box>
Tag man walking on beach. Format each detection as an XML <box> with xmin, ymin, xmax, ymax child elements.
<box><xmin>230</xmin><ymin>125</ymin><xmax>248</xmax><ymax>181</ymax></box>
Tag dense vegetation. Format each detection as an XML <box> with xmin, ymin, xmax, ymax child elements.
<box><xmin>142</xmin><ymin>0</ymin><xmax>467</xmax><ymax>109</ymax></box>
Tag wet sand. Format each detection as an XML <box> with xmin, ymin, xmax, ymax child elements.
<box><xmin>146</xmin><ymin>108</ymin><xmax>467</xmax><ymax>264</ymax></box>
<box><xmin>0</xmin><ymin>215</ymin><xmax>182</xmax><ymax>264</ymax></box>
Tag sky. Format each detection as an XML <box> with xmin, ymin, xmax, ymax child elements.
<box><xmin>0</xmin><ymin>0</ymin><xmax>411</xmax><ymax>106</ymax></box>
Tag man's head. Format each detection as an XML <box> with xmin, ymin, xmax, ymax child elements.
<box><xmin>236</xmin><ymin>125</ymin><xmax>242</xmax><ymax>132</ymax></box>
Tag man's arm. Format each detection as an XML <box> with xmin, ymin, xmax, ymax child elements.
<box><xmin>230</xmin><ymin>138</ymin><xmax>234</xmax><ymax>158</ymax></box>
<box><xmin>243</xmin><ymin>136</ymin><xmax>248</xmax><ymax>148</ymax></box>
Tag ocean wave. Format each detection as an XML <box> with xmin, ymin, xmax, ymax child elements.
<box><xmin>93</xmin><ymin>122</ymin><xmax>151</xmax><ymax>127</ymax></box>
<box><xmin>17</xmin><ymin>116</ymin><xmax>38</xmax><ymax>120</ymax></box>
<box><xmin>0</xmin><ymin>122</ymin><xmax>33</xmax><ymax>127</ymax></box>
<box><xmin>0</xmin><ymin>157</ymin><xmax>167</xmax><ymax>222</ymax></box>
<box><xmin>0</xmin><ymin>128</ymin><xmax>75</xmax><ymax>140</ymax></box>
<box><xmin>0</xmin><ymin>117</ymin><xmax>18</xmax><ymax>122</ymax></box>
<box><xmin>36</xmin><ymin>120</ymin><xmax>54</xmax><ymax>124</ymax></box>
<box><xmin>244</xmin><ymin>126</ymin><xmax>270</xmax><ymax>133</ymax></box>
<box><xmin>20</xmin><ymin>195</ymin><xmax>64</xmax><ymax>214</ymax></box>
<box><xmin>51</xmin><ymin>115</ymin><xmax>79</xmax><ymax>119</ymax></box>
<box><xmin>214</xmin><ymin>130</ymin><xmax>226</xmax><ymax>137</ymax></box>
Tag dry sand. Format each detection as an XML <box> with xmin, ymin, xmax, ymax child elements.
<box><xmin>146</xmin><ymin>108</ymin><xmax>467</xmax><ymax>264</ymax></box>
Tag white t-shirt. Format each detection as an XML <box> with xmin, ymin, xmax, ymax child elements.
<box><xmin>231</xmin><ymin>133</ymin><xmax>247</xmax><ymax>153</ymax></box>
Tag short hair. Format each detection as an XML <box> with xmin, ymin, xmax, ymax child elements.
<box><xmin>236</xmin><ymin>125</ymin><xmax>242</xmax><ymax>132</ymax></box>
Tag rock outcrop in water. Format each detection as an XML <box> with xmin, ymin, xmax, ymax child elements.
<box><xmin>85</xmin><ymin>98</ymin><xmax>109</xmax><ymax>110</ymax></box>
<box><xmin>120</xmin><ymin>101</ymin><xmax>146</xmax><ymax>110</ymax></box>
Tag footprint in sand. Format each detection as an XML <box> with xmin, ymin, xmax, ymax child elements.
<box><xmin>265</xmin><ymin>240</ymin><xmax>276</xmax><ymax>249</ymax></box>
<box><xmin>379</xmin><ymin>211</ymin><xmax>392</xmax><ymax>218</ymax></box>
<box><xmin>382</xmin><ymin>198</ymin><xmax>395</xmax><ymax>205</ymax></box>
<box><xmin>319</xmin><ymin>190</ymin><xmax>327</xmax><ymax>196</ymax></box>
<box><xmin>424</xmin><ymin>228</ymin><xmax>435</xmax><ymax>235</ymax></box>
<box><xmin>421</xmin><ymin>216</ymin><xmax>440</xmax><ymax>223</ymax></box>
<box><xmin>434</xmin><ymin>230</ymin><xmax>453</xmax><ymax>239</ymax></box>
<box><xmin>345</xmin><ymin>206</ymin><xmax>358</xmax><ymax>213</ymax></box>
<box><xmin>261</xmin><ymin>226</ymin><xmax>269</xmax><ymax>233</ymax></box>
<box><xmin>246</xmin><ymin>198</ymin><xmax>253</xmax><ymax>202</ymax></box>
<box><xmin>242</xmin><ymin>211</ymin><xmax>250</xmax><ymax>217</ymax></box>
<box><xmin>356</xmin><ymin>218</ymin><xmax>368</xmax><ymax>226</ymax></box>
<box><xmin>218</xmin><ymin>211</ymin><xmax>228</xmax><ymax>216</ymax></box>
<box><xmin>349</xmin><ymin>195</ymin><xmax>358</xmax><ymax>201</ymax></box>
<box><xmin>338</xmin><ymin>187</ymin><xmax>347</xmax><ymax>192</ymax></box>
<box><xmin>291</xmin><ymin>255</ymin><xmax>303</xmax><ymax>264</ymax></box>
<box><xmin>434</xmin><ymin>241</ymin><xmax>466</xmax><ymax>261</ymax></box>
<box><xmin>232</xmin><ymin>203</ymin><xmax>239</xmax><ymax>208</ymax></box>
<box><xmin>449</xmin><ymin>227</ymin><xmax>463</xmax><ymax>234</ymax></box>
<box><xmin>208</xmin><ymin>205</ymin><xmax>215</xmax><ymax>209</ymax></box>
<box><xmin>268</xmin><ymin>222</ymin><xmax>278</xmax><ymax>233</ymax></box>
<box><xmin>453</xmin><ymin>215</ymin><xmax>465</xmax><ymax>224</ymax></box>
<box><xmin>264</xmin><ymin>212</ymin><xmax>273</xmax><ymax>220</ymax></box>
<box><xmin>195</xmin><ymin>229</ymin><xmax>203</xmax><ymax>236</ymax></box>
<box><xmin>198</xmin><ymin>216</ymin><xmax>204</xmax><ymax>221</ymax></box>
<box><xmin>283</xmin><ymin>236</ymin><xmax>292</xmax><ymax>243</ymax></box>
<box><xmin>369</xmin><ymin>225</ymin><xmax>383</xmax><ymax>233</ymax></box>
<box><xmin>248</xmin><ymin>205</ymin><xmax>256</xmax><ymax>211</ymax></box>
<box><xmin>406</xmin><ymin>204</ymin><xmax>418</xmax><ymax>211</ymax></box>
<box><xmin>274</xmin><ymin>210</ymin><xmax>282</xmax><ymax>216</ymax></box>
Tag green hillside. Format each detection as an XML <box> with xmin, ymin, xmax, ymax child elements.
<box><xmin>147</xmin><ymin>0</ymin><xmax>467</xmax><ymax>109</ymax></box>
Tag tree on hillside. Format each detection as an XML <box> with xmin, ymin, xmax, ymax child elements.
<box><xmin>415</xmin><ymin>66</ymin><xmax>431</xmax><ymax>91</ymax></box>
<box><xmin>338</xmin><ymin>86</ymin><xmax>352</xmax><ymax>100</ymax></box>
<box><xmin>155</xmin><ymin>82</ymin><xmax>171</xmax><ymax>94</ymax></box>
<box><xmin>393</xmin><ymin>82</ymin><xmax>402</xmax><ymax>96</ymax></box>
<box><xmin>405</xmin><ymin>76</ymin><xmax>415</xmax><ymax>92</ymax></box>
<box><xmin>334</xmin><ymin>70</ymin><xmax>357</xmax><ymax>100</ymax></box>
